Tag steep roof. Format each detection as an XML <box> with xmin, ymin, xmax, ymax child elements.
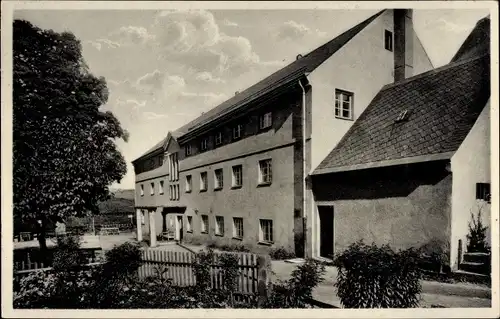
<box><xmin>133</xmin><ymin>10</ymin><xmax>384</xmax><ymax>163</ymax></box>
<box><xmin>451</xmin><ymin>16</ymin><xmax>490</xmax><ymax>63</ymax></box>
<box><xmin>312</xmin><ymin>53</ymin><xmax>490</xmax><ymax>175</ymax></box>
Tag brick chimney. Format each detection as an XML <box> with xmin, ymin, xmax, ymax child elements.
<box><xmin>393</xmin><ymin>9</ymin><xmax>414</xmax><ymax>82</ymax></box>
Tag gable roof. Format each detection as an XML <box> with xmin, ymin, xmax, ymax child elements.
<box><xmin>132</xmin><ymin>10</ymin><xmax>385</xmax><ymax>163</ymax></box>
<box><xmin>312</xmin><ymin>53</ymin><xmax>490</xmax><ymax>175</ymax></box>
<box><xmin>451</xmin><ymin>16</ymin><xmax>490</xmax><ymax>63</ymax></box>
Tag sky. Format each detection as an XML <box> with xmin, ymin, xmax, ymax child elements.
<box><xmin>13</xmin><ymin>8</ymin><xmax>490</xmax><ymax>189</ymax></box>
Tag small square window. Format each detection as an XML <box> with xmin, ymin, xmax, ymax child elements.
<box><xmin>140</xmin><ymin>184</ymin><xmax>144</xmax><ymax>196</ymax></box>
<box><xmin>187</xmin><ymin>216</ymin><xmax>193</xmax><ymax>233</ymax></box>
<box><xmin>185</xmin><ymin>144</ymin><xmax>192</xmax><ymax>156</ymax></box>
<box><xmin>215</xmin><ymin>131</ymin><xmax>223</xmax><ymax>146</ymax></box>
<box><xmin>150</xmin><ymin>182</ymin><xmax>155</xmax><ymax>195</ymax></box>
<box><xmin>215</xmin><ymin>216</ymin><xmax>224</xmax><ymax>236</ymax></box>
<box><xmin>259</xmin><ymin>219</ymin><xmax>273</xmax><ymax>243</ymax></box>
<box><xmin>233</xmin><ymin>124</ymin><xmax>243</xmax><ymax>140</ymax></box>
<box><xmin>159</xmin><ymin>181</ymin><xmax>164</xmax><ymax>194</ymax></box>
<box><xmin>200</xmin><ymin>137</ymin><xmax>209</xmax><ymax>151</ymax></box>
<box><xmin>476</xmin><ymin>183</ymin><xmax>491</xmax><ymax>203</ymax></box>
<box><xmin>233</xmin><ymin>217</ymin><xmax>244</xmax><ymax>239</ymax></box>
<box><xmin>214</xmin><ymin>168</ymin><xmax>223</xmax><ymax>190</ymax></box>
<box><xmin>259</xmin><ymin>112</ymin><xmax>273</xmax><ymax>129</ymax></box>
<box><xmin>258</xmin><ymin>159</ymin><xmax>272</xmax><ymax>185</ymax></box>
<box><xmin>185</xmin><ymin>175</ymin><xmax>192</xmax><ymax>193</ymax></box>
<box><xmin>200</xmin><ymin>172</ymin><xmax>208</xmax><ymax>192</ymax></box>
<box><xmin>232</xmin><ymin>165</ymin><xmax>243</xmax><ymax>188</ymax></box>
<box><xmin>201</xmin><ymin>215</ymin><xmax>209</xmax><ymax>233</ymax></box>
<box><xmin>384</xmin><ymin>30</ymin><xmax>393</xmax><ymax>52</ymax></box>
<box><xmin>335</xmin><ymin>89</ymin><xmax>354</xmax><ymax>120</ymax></box>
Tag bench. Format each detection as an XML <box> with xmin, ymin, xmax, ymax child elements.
<box><xmin>99</xmin><ymin>227</ymin><xmax>120</xmax><ymax>236</ymax></box>
<box><xmin>161</xmin><ymin>230</ymin><xmax>175</xmax><ymax>241</ymax></box>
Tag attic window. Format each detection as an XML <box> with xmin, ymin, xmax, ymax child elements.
<box><xmin>476</xmin><ymin>183</ymin><xmax>491</xmax><ymax>203</ymax></box>
<box><xmin>296</xmin><ymin>54</ymin><xmax>303</xmax><ymax>60</ymax></box>
<box><xmin>395</xmin><ymin>110</ymin><xmax>409</xmax><ymax>122</ymax></box>
<box><xmin>384</xmin><ymin>30</ymin><xmax>393</xmax><ymax>52</ymax></box>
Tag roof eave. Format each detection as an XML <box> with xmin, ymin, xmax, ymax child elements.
<box><xmin>311</xmin><ymin>151</ymin><xmax>455</xmax><ymax>176</ymax></box>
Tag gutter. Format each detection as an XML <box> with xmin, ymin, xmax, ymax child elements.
<box><xmin>298</xmin><ymin>79</ymin><xmax>307</xmax><ymax>220</ymax></box>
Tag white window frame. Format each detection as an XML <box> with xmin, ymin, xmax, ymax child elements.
<box><xmin>335</xmin><ymin>89</ymin><xmax>354</xmax><ymax>120</ymax></box>
<box><xmin>232</xmin><ymin>165</ymin><xmax>243</xmax><ymax>188</ymax></box>
<box><xmin>201</xmin><ymin>137</ymin><xmax>209</xmax><ymax>151</ymax></box>
<box><xmin>150</xmin><ymin>182</ymin><xmax>155</xmax><ymax>195</ymax></box>
<box><xmin>215</xmin><ymin>216</ymin><xmax>224</xmax><ymax>236</ymax></box>
<box><xmin>259</xmin><ymin>112</ymin><xmax>273</xmax><ymax>129</ymax></box>
<box><xmin>186</xmin><ymin>216</ymin><xmax>193</xmax><ymax>233</ymax></box>
<box><xmin>215</xmin><ymin>131</ymin><xmax>223</xmax><ymax>146</ymax></box>
<box><xmin>185</xmin><ymin>144</ymin><xmax>192</xmax><ymax>156</ymax></box>
<box><xmin>185</xmin><ymin>175</ymin><xmax>192</xmax><ymax>193</ymax></box>
<box><xmin>233</xmin><ymin>217</ymin><xmax>244</xmax><ymax>239</ymax></box>
<box><xmin>201</xmin><ymin>215</ymin><xmax>209</xmax><ymax>233</ymax></box>
<box><xmin>200</xmin><ymin>172</ymin><xmax>208</xmax><ymax>191</ymax></box>
<box><xmin>233</xmin><ymin>124</ymin><xmax>243</xmax><ymax>140</ymax></box>
<box><xmin>214</xmin><ymin>168</ymin><xmax>223</xmax><ymax>190</ymax></box>
<box><xmin>258</xmin><ymin>159</ymin><xmax>272</xmax><ymax>185</ymax></box>
<box><xmin>159</xmin><ymin>180</ymin><xmax>164</xmax><ymax>194</ymax></box>
<box><xmin>259</xmin><ymin>219</ymin><xmax>273</xmax><ymax>243</ymax></box>
<box><xmin>140</xmin><ymin>184</ymin><xmax>144</xmax><ymax>197</ymax></box>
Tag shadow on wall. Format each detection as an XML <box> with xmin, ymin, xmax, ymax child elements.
<box><xmin>312</xmin><ymin>161</ymin><xmax>450</xmax><ymax>201</ymax></box>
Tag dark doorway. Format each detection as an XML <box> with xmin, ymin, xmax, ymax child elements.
<box><xmin>162</xmin><ymin>211</ymin><xmax>167</xmax><ymax>233</ymax></box>
<box><xmin>318</xmin><ymin>206</ymin><xmax>334</xmax><ymax>259</ymax></box>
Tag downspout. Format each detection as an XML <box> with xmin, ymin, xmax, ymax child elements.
<box><xmin>298</xmin><ymin>78</ymin><xmax>307</xmax><ymax>257</ymax></box>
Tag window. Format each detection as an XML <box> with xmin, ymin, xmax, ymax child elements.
<box><xmin>185</xmin><ymin>175</ymin><xmax>192</xmax><ymax>193</ymax></box>
<box><xmin>232</xmin><ymin>165</ymin><xmax>243</xmax><ymax>188</ymax></box>
<box><xmin>259</xmin><ymin>112</ymin><xmax>273</xmax><ymax>129</ymax></box>
<box><xmin>384</xmin><ymin>30</ymin><xmax>393</xmax><ymax>52</ymax></box>
<box><xmin>233</xmin><ymin>217</ymin><xmax>244</xmax><ymax>239</ymax></box>
<box><xmin>187</xmin><ymin>216</ymin><xmax>193</xmax><ymax>233</ymax></box>
<box><xmin>167</xmin><ymin>153</ymin><xmax>179</xmax><ymax>182</ymax></box>
<box><xmin>140</xmin><ymin>184</ymin><xmax>144</xmax><ymax>196</ymax></box>
<box><xmin>200</xmin><ymin>172</ymin><xmax>208</xmax><ymax>191</ymax></box>
<box><xmin>335</xmin><ymin>89</ymin><xmax>354</xmax><ymax>120</ymax></box>
<box><xmin>169</xmin><ymin>185</ymin><xmax>173</xmax><ymax>200</ymax></box>
<box><xmin>233</xmin><ymin>124</ymin><xmax>243</xmax><ymax>140</ymax></box>
<box><xmin>215</xmin><ymin>216</ymin><xmax>224</xmax><ymax>236</ymax></box>
<box><xmin>214</xmin><ymin>168</ymin><xmax>223</xmax><ymax>190</ymax></box>
<box><xmin>200</xmin><ymin>137</ymin><xmax>209</xmax><ymax>151</ymax></box>
<box><xmin>258</xmin><ymin>159</ymin><xmax>272</xmax><ymax>185</ymax></box>
<box><xmin>185</xmin><ymin>144</ymin><xmax>192</xmax><ymax>156</ymax></box>
<box><xmin>159</xmin><ymin>181</ymin><xmax>164</xmax><ymax>194</ymax></box>
<box><xmin>215</xmin><ymin>131</ymin><xmax>223</xmax><ymax>146</ymax></box>
<box><xmin>150</xmin><ymin>182</ymin><xmax>155</xmax><ymax>195</ymax></box>
<box><xmin>259</xmin><ymin>219</ymin><xmax>273</xmax><ymax>243</ymax></box>
<box><xmin>476</xmin><ymin>183</ymin><xmax>491</xmax><ymax>203</ymax></box>
<box><xmin>201</xmin><ymin>215</ymin><xmax>209</xmax><ymax>233</ymax></box>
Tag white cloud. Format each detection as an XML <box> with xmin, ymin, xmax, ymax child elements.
<box><xmin>222</xmin><ymin>19</ymin><xmax>239</xmax><ymax>27</ymax></box>
<box><xmin>143</xmin><ymin>111</ymin><xmax>169</xmax><ymax>120</ymax></box>
<box><xmin>85</xmin><ymin>39</ymin><xmax>121</xmax><ymax>51</ymax></box>
<box><xmin>116</xmin><ymin>98</ymin><xmax>146</xmax><ymax>110</ymax></box>
<box><xmin>276</xmin><ymin>20</ymin><xmax>327</xmax><ymax>40</ymax></box>
<box><xmin>179</xmin><ymin>91</ymin><xmax>228</xmax><ymax>106</ymax></box>
<box><xmin>194</xmin><ymin>71</ymin><xmax>226</xmax><ymax>84</ymax></box>
<box><xmin>109</xmin><ymin>25</ymin><xmax>156</xmax><ymax>45</ymax></box>
<box><xmin>434</xmin><ymin>17</ymin><xmax>474</xmax><ymax>33</ymax></box>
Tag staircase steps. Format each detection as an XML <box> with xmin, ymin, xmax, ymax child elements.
<box><xmin>458</xmin><ymin>252</ymin><xmax>491</xmax><ymax>276</ymax></box>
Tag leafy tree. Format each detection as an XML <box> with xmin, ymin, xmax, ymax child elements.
<box><xmin>13</xmin><ymin>20</ymin><xmax>128</xmax><ymax>253</ymax></box>
<box><xmin>466</xmin><ymin>206</ymin><xmax>490</xmax><ymax>253</ymax></box>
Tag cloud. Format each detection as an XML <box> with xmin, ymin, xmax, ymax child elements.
<box><xmin>116</xmin><ymin>98</ymin><xmax>146</xmax><ymax>110</ymax></box>
<box><xmin>194</xmin><ymin>71</ymin><xmax>226</xmax><ymax>84</ymax></box>
<box><xmin>434</xmin><ymin>17</ymin><xmax>473</xmax><ymax>33</ymax></box>
<box><xmin>222</xmin><ymin>19</ymin><xmax>239</xmax><ymax>27</ymax></box>
<box><xmin>276</xmin><ymin>20</ymin><xmax>327</xmax><ymax>40</ymax></box>
<box><xmin>179</xmin><ymin>91</ymin><xmax>228</xmax><ymax>106</ymax></box>
<box><xmin>85</xmin><ymin>39</ymin><xmax>121</xmax><ymax>51</ymax></box>
<box><xmin>109</xmin><ymin>26</ymin><xmax>156</xmax><ymax>45</ymax></box>
<box><xmin>143</xmin><ymin>111</ymin><xmax>169</xmax><ymax>120</ymax></box>
<box><xmin>135</xmin><ymin>70</ymin><xmax>186</xmax><ymax>98</ymax></box>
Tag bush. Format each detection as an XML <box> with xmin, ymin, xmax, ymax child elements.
<box><xmin>334</xmin><ymin>241</ymin><xmax>422</xmax><ymax>308</ymax></box>
<box><xmin>417</xmin><ymin>239</ymin><xmax>450</xmax><ymax>274</ymax></box>
<box><xmin>467</xmin><ymin>207</ymin><xmax>490</xmax><ymax>253</ymax></box>
<box><xmin>266</xmin><ymin>258</ymin><xmax>325</xmax><ymax>308</ymax></box>
<box><xmin>52</xmin><ymin>235</ymin><xmax>87</xmax><ymax>272</ymax></box>
<box><xmin>269</xmin><ymin>247</ymin><xmax>296</xmax><ymax>260</ymax></box>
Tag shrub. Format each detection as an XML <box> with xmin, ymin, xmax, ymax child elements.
<box><xmin>266</xmin><ymin>258</ymin><xmax>325</xmax><ymax>308</ymax></box>
<box><xmin>467</xmin><ymin>207</ymin><xmax>490</xmax><ymax>253</ymax></box>
<box><xmin>102</xmin><ymin>242</ymin><xmax>142</xmax><ymax>278</ymax></box>
<box><xmin>269</xmin><ymin>247</ymin><xmax>296</xmax><ymax>260</ymax></box>
<box><xmin>417</xmin><ymin>238</ymin><xmax>450</xmax><ymax>274</ymax></box>
<box><xmin>219</xmin><ymin>243</ymin><xmax>251</xmax><ymax>253</ymax></box>
<box><xmin>52</xmin><ymin>235</ymin><xmax>87</xmax><ymax>272</ymax></box>
<box><xmin>334</xmin><ymin>241</ymin><xmax>422</xmax><ymax>308</ymax></box>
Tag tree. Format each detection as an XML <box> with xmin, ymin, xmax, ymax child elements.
<box><xmin>466</xmin><ymin>205</ymin><xmax>490</xmax><ymax>253</ymax></box>
<box><xmin>13</xmin><ymin>20</ymin><xmax>128</xmax><ymax>252</ymax></box>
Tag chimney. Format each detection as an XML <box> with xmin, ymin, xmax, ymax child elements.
<box><xmin>393</xmin><ymin>9</ymin><xmax>414</xmax><ymax>82</ymax></box>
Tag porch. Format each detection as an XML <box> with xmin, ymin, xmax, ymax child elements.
<box><xmin>135</xmin><ymin>205</ymin><xmax>186</xmax><ymax>247</ymax></box>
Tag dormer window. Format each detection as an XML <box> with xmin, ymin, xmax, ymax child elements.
<box><xmin>200</xmin><ymin>137</ymin><xmax>209</xmax><ymax>151</ymax></box>
<box><xmin>185</xmin><ymin>144</ymin><xmax>192</xmax><ymax>156</ymax></box>
<box><xmin>384</xmin><ymin>30</ymin><xmax>393</xmax><ymax>52</ymax></box>
<box><xmin>259</xmin><ymin>112</ymin><xmax>273</xmax><ymax>130</ymax></box>
<box><xmin>335</xmin><ymin>89</ymin><xmax>354</xmax><ymax>120</ymax></box>
<box><xmin>233</xmin><ymin>124</ymin><xmax>243</xmax><ymax>140</ymax></box>
<box><xmin>215</xmin><ymin>131</ymin><xmax>223</xmax><ymax>146</ymax></box>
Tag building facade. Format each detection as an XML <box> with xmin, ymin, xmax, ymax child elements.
<box><xmin>133</xmin><ymin>9</ymin><xmax>434</xmax><ymax>255</ymax></box>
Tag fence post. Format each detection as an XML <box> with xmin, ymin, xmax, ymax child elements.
<box><xmin>457</xmin><ymin>239</ymin><xmax>463</xmax><ymax>267</ymax></box>
<box><xmin>256</xmin><ymin>254</ymin><xmax>271</xmax><ymax>307</ymax></box>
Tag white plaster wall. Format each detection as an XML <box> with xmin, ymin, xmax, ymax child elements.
<box><xmin>450</xmin><ymin>100</ymin><xmax>491</xmax><ymax>269</ymax></box>
<box><xmin>308</xmin><ymin>9</ymin><xmax>434</xmax><ymax>171</ymax></box>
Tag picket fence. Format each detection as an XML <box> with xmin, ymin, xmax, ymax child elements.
<box><xmin>138</xmin><ymin>249</ymin><xmax>264</xmax><ymax>298</ymax></box>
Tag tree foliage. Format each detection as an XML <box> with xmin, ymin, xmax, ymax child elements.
<box><xmin>467</xmin><ymin>206</ymin><xmax>490</xmax><ymax>253</ymax></box>
<box><xmin>13</xmin><ymin>19</ymin><xmax>128</xmax><ymax>243</ymax></box>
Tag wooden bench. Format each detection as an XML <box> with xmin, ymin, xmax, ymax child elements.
<box><xmin>161</xmin><ymin>230</ymin><xmax>175</xmax><ymax>241</ymax></box>
<box><xmin>99</xmin><ymin>227</ymin><xmax>120</xmax><ymax>236</ymax></box>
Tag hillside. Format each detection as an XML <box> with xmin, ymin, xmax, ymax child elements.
<box><xmin>98</xmin><ymin>189</ymin><xmax>135</xmax><ymax>215</ymax></box>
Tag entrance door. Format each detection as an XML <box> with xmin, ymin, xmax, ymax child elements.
<box><xmin>318</xmin><ymin>206</ymin><xmax>334</xmax><ymax>259</ymax></box>
<box><xmin>175</xmin><ymin>215</ymin><xmax>183</xmax><ymax>241</ymax></box>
